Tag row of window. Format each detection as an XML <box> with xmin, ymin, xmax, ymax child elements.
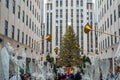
<box><xmin>23</xmin><ymin>0</ymin><xmax>40</xmax><ymax>9</ymax></box>
<box><xmin>56</xmin><ymin>9</ymin><xmax>84</xmax><ymax>19</ymax></box>
<box><xmin>99</xmin><ymin>8</ymin><xmax>118</xmax><ymax>34</ymax></box>
<box><xmin>5</xmin><ymin>0</ymin><xmax>40</xmax><ymax>23</ymax></box>
<box><xmin>99</xmin><ymin>29</ymin><xmax>120</xmax><ymax>50</ymax></box>
<box><xmin>98</xmin><ymin>0</ymin><xmax>115</xmax><ymax>9</ymax></box>
<box><xmin>98</xmin><ymin>1</ymin><xmax>120</xmax><ymax>22</ymax></box>
<box><xmin>4</xmin><ymin>20</ymin><xmax>40</xmax><ymax>46</ymax></box>
<box><xmin>21</xmin><ymin>11</ymin><xmax>40</xmax><ymax>33</ymax></box>
<box><xmin>87</xmin><ymin>3</ymin><xmax>93</xmax><ymax>9</ymax></box>
<box><xmin>46</xmin><ymin>12</ymin><xmax>53</xmax><ymax>52</ymax></box>
<box><xmin>47</xmin><ymin>3</ymin><xmax>52</xmax><ymax>10</ymax></box>
<box><xmin>6</xmin><ymin>0</ymin><xmax>15</xmax><ymax>14</ymax></box>
<box><xmin>55</xmin><ymin>0</ymin><xmax>83</xmax><ymax>7</ymax></box>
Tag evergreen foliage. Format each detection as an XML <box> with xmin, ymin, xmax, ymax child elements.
<box><xmin>57</xmin><ymin>26</ymin><xmax>81</xmax><ymax>67</ymax></box>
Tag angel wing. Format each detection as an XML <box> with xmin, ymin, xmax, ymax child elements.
<box><xmin>1</xmin><ymin>47</ymin><xmax>10</xmax><ymax>80</ymax></box>
<box><xmin>115</xmin><ymin>42</ymin><xmax>120</xmax><ymax>63</ymax></box>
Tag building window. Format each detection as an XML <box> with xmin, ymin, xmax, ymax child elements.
<box><xmin>22</xmin><ymin>11</ymin><xmax>25</xmax><ymax>22</ymax></box>
<box><xmin>30</xmin><ymin>1</ymin><xmax>32</xmax><ymax>11</ymax></box>
<box><xmin>118</xmin><ymin>5</ymin><xmax>120</xmax><ymax>18</ymax></box>
<box><xmin>50</xmin><ymin>4</ymin><xmax>52</xmax><ymax>10</ymax></box>
<box><xmin>81</xmin><ymin>0</ymin><xmax>83</xmax><ymax>6</ymax></box>
<box><xmin>60</xmin><ymin>9</ymin><xmax>62</xmax><ymax>18</ymax></box>
<box><xmin>6</xmin><ymin>0</ymin><xmax>9</xmax><ymax>8</ymax></box>
<box><xmin>119</xmin><ymin>29</ymin><xmax>120</xmax><ymax>36</ymax></box>
<box><xmin>32</xmin><ymin>5</ymin><xmax>34</xmax><ymax>14</ymax></box>
<box><xmin>26</xmin><ymin>34</ymin><xmax>28</xmax><ymax>45</ymax></box>
<box><xmin>90</xmin><ymin>12</ymin><xmax>92</xmax><ymax>19</ymax></box>
<box><xmin>35</xmin><ymin>9</ymin><xmax>36</xmax><ymax>17</ymax></box>
<box><xmin>60</xmin><ymin>20</ymin><xmax>62</xmax><ymax>41</ymax></box>
<box><xmin>105</xmin><ymin>21</ymin><xmax>106</xmax><ymax>31</ymax></box>
<box><xmin>35</xmin><ymin>25</ymin><xmax>36</xmax><ymax>33</ymax></box>
<box><xmin>108</xmin><ymin>36</ymin><xmax>110</xmax><ymax>46</ymax></box>
<box><xmin>110</xmin><ymin>0</ymin><xmax>112</xmax><ymax>6</ymax></box>
<box><xmin>114</xmin><ymin>10</ymin><xmax>116</xmax><ymax>22</ymax></box>
<box><xmin>104</xmin><ymin>4</ymin><xmax>106</xmax><ymax>13</ymax></box>
<box><xmin>32</xmin><ymin>39</ymin><xmax>33</xmax><ymax>48</ymax></box>
<box><xmin>56</xmin><ymin>0</ymin><xmax>58</xmax><ymax>7</ymax></box>
<box><xmin>111</xmin><ymin>35</ymin><xmax>113</xmax><ymax>45</ymax></box>
<box><xmin>107</xmin><ymin>18</ymin><xmax>109</xmax><ymax>28</ymax></box>
<box><xmin>103</xmin><ymin>40</ymin><xmax>104</xmax><ymax>49</ymax></box>
<box><xmin>110</xmin><ymin>14</ymin><xmax>112</xmax><ymax>25</ymax></box>
<box><xmin>76</xmin><ymin>0</ymin><xmax>79</xmax><ymax>7</ymax></box>
<box><xmin>4</xmin><ymin>20</ymin><xmax>8</xmax><ymax>36</ymax></box>
<box><xmin>114</xmin><ymin>32</ymin><xmax>117</xmax><ymax>43</ymax></box>
<box><xmin>29</xmin><ymin>37</ymin><xmax>31</xmax><ymax>47</ymax></box>
<box><xmin>37</xmin><ymin>13</ymin><xmax>38</xmax><ymax>20</ymax></box>
<box><xmin>90</xmin><ymin>3</ymin><xmax>92</xmax><ymax>9</ymax></box>
<box><xmin>12</xmin><ymin>25</ymin><xmax>15</xmax><ymax>39</ymax></box>
<box><xmin>107</xmin><ymin>0</ymin><xmax>109</xmax><ymax>10</ymax></box>
<box><xmin>13</xmin><ymin>0</ymin><xmax>15</xmax><ymax>14</ymax></box>
<box><xmin>29</xmin><ymin>18</ymin><xmax>31</xmax><ymax>29</ymax></box>
<box><xmin>50</xmin><ymin>12</ymin><xmax>52</xmax><ymax>28</ymax></box>
<box><xmin>56</xmin><ymin>10</ymin><xmax>58</xmax><ymax>18</ymax></box>
<box><xmin>71</xmin><ymin>9</ymin><xmax>73</xmax><ymax>17</ymax></box>
<box><xmin>71</xmin><ymin>0</ymin><xmax>73</xmax><ymax>6</ymax></box>
<box><xmin>66</xmin><ymin>0</ymin><xmax>68</xmax><ymax>7</ymax></box>
<box><xmin>87</xmin><ymin>4</ymin><xmax>89</xmax><ymax>9</ymax></box>
<box><xmin>60</xmin><ymin>0</ymin><xmax>62</xmax><ymax>7</ymax></box>
<box><xmin>27</xmin><ymin>0</ymin><xmax>29</xmax><ymax>7</ymax></box>
<box><xmin>22</xmin><ymin>32</ymin><xmax>24</xmax><ymax>44</ymax></box>
<box><xmin>56</xmin><ymin>26</ymin><xmax>58</xmax><ymax>45</ymax></box>
<box><xmin>17</xmin><ymin>29</ymin><xmax>20</xmax><ymax>41</ymax></box>
<box><xmin>26</xmin><ymin>15</ymin><xmax>28</xmax><ymax>26</ymax></box>
<box><xmin>37</xmin><ymin>27</ymin><xmax>38</xmax><ymax>35</ymax></box>
<box><xmin>32</xmin><ymin>22</ymin><xmax>34</xmax><ymax>31</ymax></box>
<box><xmin>105</xmin><ymin>38</ymin><xmax>107</xmax><ymax>48</ymax></box>
<box><xmin>47</xmin><ymin>3</ymin><xmax>49</xmax><ymax>10</ymax></box>
<box><xmin>18</xmin><ymin>6</ymin><xmax>20</xmax><ymax>19</ymax></box>
<box><xmin>47</xmin><ymin>13</ymin><xmax>49</xmax><ymax>34</ymax></box>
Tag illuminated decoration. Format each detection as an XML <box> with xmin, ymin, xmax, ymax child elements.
<box><xmin>60</xmin><ymin>58</ymin><xmax>63</xmax><ymax>61</ymax></box>
<box><xmin>54</xmin><ymin>48</ymin><xmax>58</xmax><ymax>54</ymax></box>
<box><xmin>57</xmin><ymin>26</ymin><xmax>81</xmax><ymax>67</ymax></box>
<box><xmin>45</xmin><ymin>34</ymin><xmax>51</xmax><ymax>42</ymax></box>
<box><xmin>74</xmin><ymin>44</ymin><xmax>79</xmax><ymax>48</ymax></box>
<box><xmin>72</xmin><ymin>58</ymin><xmax>75</xmax><ymax>61</ymax></box>
<box><xmin>84</xmin><ymin>23</ymin><xmax>120</xmax><ymax>37</ymax></box>
<box><xmin>14</xmin><ymin>34</ymin><xmax>52</xmax><ymax>51</ymax></box>
<box><xmin>84</xmin><ymin>23</ymin><xmax>91</xmax><ymax>34</ymax></box>
<box><xmin>70</xmin><ymin>67</ymin><xmax>74</xmax><ymax>74</ymax></box>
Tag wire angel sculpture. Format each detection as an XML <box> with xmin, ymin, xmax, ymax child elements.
<box><xmin>0</xmin><ymin>42</ymin><xmax>26</xmax><ymax>80</ymax></box>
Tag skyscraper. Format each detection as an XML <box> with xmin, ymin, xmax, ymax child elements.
<box><xmin>45</xmin><ymin>0</ymin><xmax>96</xmax><ymax>59</ymax></box>
<box><xmin>98</xmin><ymin>0</ymin><xmax>120</xmax><ymax>59</ymax></box>
<box><xmin>0</xmin><ymin>0</ymin><xmax>42</xmax><ymax>75</ymax></box>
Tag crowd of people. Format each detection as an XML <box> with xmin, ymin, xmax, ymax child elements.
<box><xmin>20</xmin><ymin>74</ymin><xmax>31</xmax><ymax>80</ymax></box>
<box><xmin>56</xmin><ymin>71</ymin><xmax>82</xmax><ymax>80</ymax></box>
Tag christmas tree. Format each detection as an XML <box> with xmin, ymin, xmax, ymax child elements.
<box><xmin>57</xmin><ymin>26</ymin><xmax>82</xmax><ymax>67</ymax></box>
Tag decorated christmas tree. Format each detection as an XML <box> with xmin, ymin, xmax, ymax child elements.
<box><xmin>57</xmin><ymin>26</ymin><xmax>82</xmax><ymax>67</ymax></box>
